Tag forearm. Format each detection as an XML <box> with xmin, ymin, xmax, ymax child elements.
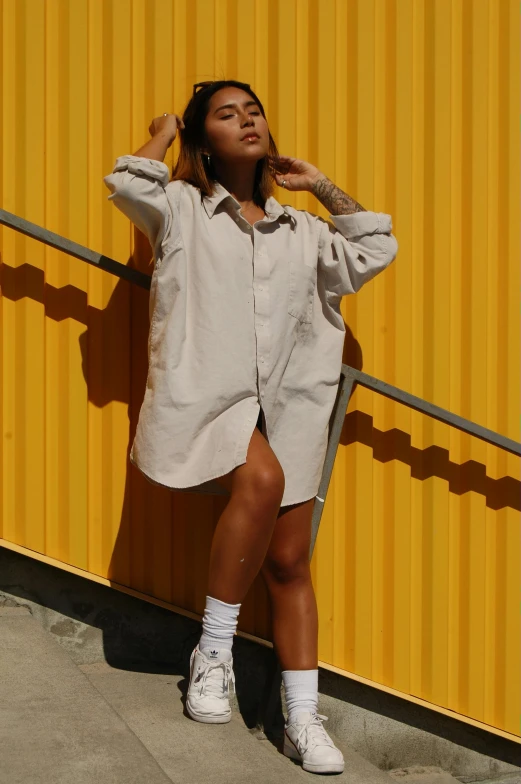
<box><xmin>308</xmin><ymin>174</ymin><xmax>366</xmax><ymax>215</ymax></box>
<box><xmin>131</xmin><ymin>131</ymin><xmax>174</xmax><ymax>162</ymax></box>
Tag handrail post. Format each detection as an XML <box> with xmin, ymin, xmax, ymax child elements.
<box><xmin>309</xmin><ymin>368</ymin><xmax>356</xmax><ymax>560</ymax></box>
<box><xmin>2</xmin><ymin>207</ymin><xmax>520</xmax><ymax>740</ymax></box>
<box><xmin>262</xmin><ymin>367</ymin><xmax>357</xmax><ymax>738</ymax></box>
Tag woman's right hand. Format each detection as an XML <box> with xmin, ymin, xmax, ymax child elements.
<box><xmin>148</xmin><ymin>114</ymin><xmax>185</xmax><ymax>145</ymax></box>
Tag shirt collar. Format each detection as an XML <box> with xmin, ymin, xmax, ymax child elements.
<box><xmin>202</xmin><ymin>180</ymin><xmax>296</xmax><ymax>226</ymax></box>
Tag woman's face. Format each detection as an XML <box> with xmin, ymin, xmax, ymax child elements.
<box><xmin>202</xmin><ymin>87</ymin><xmax>269</xmax><ymax>164</ymax></box>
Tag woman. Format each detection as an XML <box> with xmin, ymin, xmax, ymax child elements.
<box><xmin>103</xmin><ymin>79</ymin><xmax>398</xmax><ymax>775</ymax></box>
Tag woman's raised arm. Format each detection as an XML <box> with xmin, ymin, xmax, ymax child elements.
<box><xmin>132</xmin><ymin>113</ymin><xmax>184</xmax><ymax>160</ymax></box>
<box><xmin>102</xmin><ymin>114</ymin><xmax>184</xmax><ymax>253</ymax></box>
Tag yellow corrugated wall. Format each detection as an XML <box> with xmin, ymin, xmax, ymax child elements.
<box><xmin>1</xmin><ymin>0</ymin><xmax>519</xmax><ymax>738</ymax></box>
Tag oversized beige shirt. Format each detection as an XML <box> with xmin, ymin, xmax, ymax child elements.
<box><xmin>103</xmin><ymin>155</ymin><xmax>398</xmax><ymax>506</ymax></box>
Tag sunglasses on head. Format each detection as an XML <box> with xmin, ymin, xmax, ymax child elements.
<box><xmin>193</xmin><ymin>80</ymin><xmax>251</xmax><ymax>97</ymax></box>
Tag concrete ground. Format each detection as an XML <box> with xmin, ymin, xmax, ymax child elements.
<box><xmin>1</xmin><ymin>547</ymin><xmax>519</xmax><ymax>784</ymax></box>
<box><xmin>0</xmin><ymin>606</ymin><xmax>397</xmax><ymax>784</ymax></box>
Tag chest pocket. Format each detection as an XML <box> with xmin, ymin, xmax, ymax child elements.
<box><xmin>287</xmin><ymin>261</ymin><xmax>317</xmax><ymax>323</ymax></box>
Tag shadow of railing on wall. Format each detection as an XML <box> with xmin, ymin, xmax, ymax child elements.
<box><xmin>1</xmin><ymin>207</ymin><xmax>519</xmax><ymax>735</ymax></box>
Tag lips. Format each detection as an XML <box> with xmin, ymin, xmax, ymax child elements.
<box><xmin>241</xmin><ymin>132</ymin><xmax>260</xmax><ymax>141</ymax></box>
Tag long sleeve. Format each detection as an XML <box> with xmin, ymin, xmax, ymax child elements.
<box><xmin>317</xmin><ymin>210</ymin><xmax>398</xmax><ymax>300</ymax></box>
<box><xmin>103</xmin><ymin>155</ymin><xmax>173</xmax><ymax>254</ymax></box>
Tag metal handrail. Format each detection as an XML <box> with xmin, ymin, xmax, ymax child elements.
<box><xmin>343</xmin><ymin>368</ymin><xmax>520</xmax><ymax>454</ymax></box>
<box><xmin>0</xmin><ymin>208</ymin><xmax>152</xmax><ymax>290</ymax></box>
<box><xmin>2</xmin><ymin>206</ymin><xmax>520</xmax><ymax>734</ymax></box>
<box><xmin>312</xmin><ymin>365</ymin><xmax>520</xmax><ymax>554</ymax></box>
<box><xmin>1</xmin><ymin>206</ymin><xmax>519</xmax><ymax>556</ymax></box>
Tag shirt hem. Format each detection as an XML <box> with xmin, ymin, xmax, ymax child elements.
<box><xmin>280</xmin><ymin>492</ymin><xmax>319</xmax><ymax>507</ymax></box>
<box><xmin>129</xmin><ymin>451</ymin><xmax>248</xmax><ymax>492</ymax></box>
<box><xmin>129</xmin><ymin>404</ymin><xmax>320</xmax><ymax>507</ymax></box>
<box><xmin>130</xmin><ymin>451</ymin><xmax>319</xmax><ymax>508</ymax></box>
<box><xmin>129</xmin><ymin>403</ymin><xmax>261</xmax><ymax>492</ymax></box>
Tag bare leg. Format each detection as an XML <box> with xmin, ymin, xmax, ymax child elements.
<box><xmin>260</xmin><ymin>498</ymin><xmax>318</xmax><ymax>670</ymax></box>
<box><xmin>209</xmin><ymin>426</ymin><xmax>285</xmax><ymax>604</ymax></box>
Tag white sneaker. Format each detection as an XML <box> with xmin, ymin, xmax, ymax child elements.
<box><xmin>185</xmin><ymin>645</ymin><xmax>235</xmax><ymax>724</ymax></box>
<box><xmin>283</xmin><ymin>711</ymin><xmax>345</xmax><ymax>774</ymax></box>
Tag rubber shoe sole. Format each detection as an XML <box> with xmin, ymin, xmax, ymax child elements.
<box><xmin>283</xmin><ymin>732</ymin><xmax>345</xmax><ymax>774</ymax></box>
<box><xmin>186</xmin><ymin>699</ymin><xmax>232</xmax><ymax>724</ymax></box>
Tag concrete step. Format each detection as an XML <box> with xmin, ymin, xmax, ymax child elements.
<box><xmin>0</xmin><ymin>604</ymin><xmax>397</xmax><ymax>783</ymax></box>
<box><xmin>3</xmin><ymin>548</ymin><xmax>519</xmax><ymax>783</ymax></box>
<box><xmin>0</xmin><ymin>606</ymin><xmax>173</xmax><ymax>784</ymax></box>
<box><xmin>388</xmin><ymin>767</ymin><xmax>462</xmax><ymax>783</ymax></box>
<box><xmin>79</xmin><ymin>658</ymin><xmax>396</xmax><ymax>783</ymax></box>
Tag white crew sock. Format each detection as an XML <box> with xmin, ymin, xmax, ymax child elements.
<box><xmin>282</xmin><ymin>669</ymin><xmax>319</xmax><ymax>725</ymax></box>
<box><xmin>198</xmin><ymin>595</ymin><xmax>241</xmax><ymax>655</ymax></box>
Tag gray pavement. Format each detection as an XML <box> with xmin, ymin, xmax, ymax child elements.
<box><xmin>1</xmin><ymin>597</ymin><xmax>519</xmax><ymax>784</ymax></box>
<box><xmin>79</xmin><ymin>659</ymin><xmax>398</xmax><ymax>783</ymax></box>
<box><xmin>0</xmin><ymin>606</ymin><xmax>171</xmax><ymax>784</ymax></box>
<box><xmin>0</xmin><ymin>605</ymin><xmax>396</xmax><ymax>783</ymax></box>
<box><xmin>2</xmin><ymin>548</ymin><xmax>519</xmax><ymax>784</ymax></box>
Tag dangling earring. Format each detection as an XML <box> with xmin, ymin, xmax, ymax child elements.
<box><xmin>206</xmin><ymin>154</ymin><xmax>211</xmax><ymax>167</ymax></box>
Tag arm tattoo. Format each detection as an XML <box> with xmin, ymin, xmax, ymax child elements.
<box><xmin>310</xmin><ymin>175</ymin><xmax>366</xmax><ymax>215</ymax></box>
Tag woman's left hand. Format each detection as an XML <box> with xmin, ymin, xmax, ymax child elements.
<box><xmin>267</xmin><ymin>155</ymin><xmax>324</xmax><ymax>192</ymax></box>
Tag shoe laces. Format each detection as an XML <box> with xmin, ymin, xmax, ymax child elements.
<box><xmin>197</xmin><ymin>658</ymin><xmax>235</xmax><ymax>699</ymax></box>
<box><xmin>295</xmin><ymin>713</ymin><xmax>335</xmax><ymax>753</ymax></box>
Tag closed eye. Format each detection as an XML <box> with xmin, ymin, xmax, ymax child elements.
<box><xmin>221</xmin><ymin>112</ymin><xmax>260</xmax><ymax>119</ymax></box>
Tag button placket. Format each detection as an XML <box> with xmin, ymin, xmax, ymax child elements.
<box><xmin>252</xmin><ymin>227</ymin><xmax>270</xmax><ymax>396</ymax></box>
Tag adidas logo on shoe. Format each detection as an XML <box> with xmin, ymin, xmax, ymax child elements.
<box><xmin>208</xmin><ymin>650</ymin><xmax>220</xmax><ymax>659</ymax></box>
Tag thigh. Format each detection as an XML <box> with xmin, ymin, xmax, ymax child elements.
<box><xmin>212</xmin><ymin>412</ymin><xmax>283</xmax><ymax>498</ymax></box>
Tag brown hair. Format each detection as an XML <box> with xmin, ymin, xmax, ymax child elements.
<box><xmin>170</xmin><ymin>79</ymin><xmax>280</xmax><ymax>209</ymax></box>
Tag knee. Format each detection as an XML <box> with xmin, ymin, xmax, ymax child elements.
<box><xmin>261</xmin><ymin>549</ymin><xmax>310</xmax><ymax>585</ymax></box>
<box><xmin>246</xmin><ymin>464</ymin><xmax>285</xmax><ymax>511</ymax></box>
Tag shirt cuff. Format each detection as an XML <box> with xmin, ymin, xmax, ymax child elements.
<box><xmin>112</xmin><ymin>155</ymin><xmax>170</xmax><ymax>187</ymax></box>
<box><xmin>329</xmin><ymin>211</ymin><xmax>393</xmax><ymax>239</ymax></box>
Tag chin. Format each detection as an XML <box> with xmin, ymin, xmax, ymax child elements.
<box><xmin>235</xmin><ymin>151</ymin><xmax>266</xmax><ymax>163</ymax></box>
